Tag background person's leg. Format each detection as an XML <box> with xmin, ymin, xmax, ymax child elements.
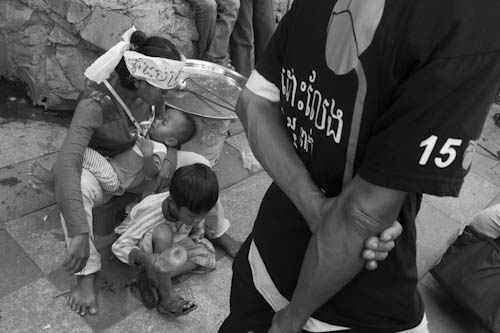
<box><xmin>188</xmin><ymin>0</ymin><xmax>217</xmax><ymax>60</ymax></box>
<box><xmin>230</xmin><ymin>0</ymin><xmax>254</xmax><ymax>77</ymax></box>
<box><xmin>205</xmin><ymin>0</ymin><xmax>240</xmax><ymax>66</ymax></box>
<box><xmin>252</xmin><ymin>0</ymin><xmax>275</xmax><ymax>63</ymax></box>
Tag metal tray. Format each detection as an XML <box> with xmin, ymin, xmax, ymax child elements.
<box><xmin>165</xmin><ymin>59</ymin><xmax>247</xmax><ymax>120</ymax></box>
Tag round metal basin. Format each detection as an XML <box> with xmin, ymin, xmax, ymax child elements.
<box><xmin>165</xmin><ymin>59</ymin><xmax>247</xmax><ymax>120</ymax></box>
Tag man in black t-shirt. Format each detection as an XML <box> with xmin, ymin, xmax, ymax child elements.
<box><xmin>220</xmin><ymin>0</ymin><xmax>500</xmax><ymax>332</ymax></box>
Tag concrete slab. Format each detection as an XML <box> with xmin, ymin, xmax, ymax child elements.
<box><xmin>470</xmin><ymin>147</ymin><xmax>500</xmax><ymax>187</ymax></box>
<box><xmin>4</xmin><ymin>202</ymin><xmax>120</xmax><ymax>274</ymax></box>
<box><xmin>225</xmin><ymin>131</ymin><xmax>249</xmax><ymax>153</ymax></box>
<box><xmin>178</xmin><ymin>257</ymin><xmax>232</xmax><ymax>330</ymax></box>
<box><xmin>423</xmin><ymin>172</ymin><xmax>500</xmax><ymax>225</ymax></box>
<box><xmin>0</xmin><ymin>120</ymin><xmax>66</xmax><ymax>168</ymax></box>
<box><xmin>225</xmin><ymin>132</ymin><xmax>263</xmax><ymax>173</ymax></box>
<box><xmin>214</xmin><ymin>142</ymin><xmax>252</xmax><ymax>191</ymax></box>
<box><xmin>480</xmin><ymin>103</ymin><xmax>500</xmax><ymax>144</ymax></box>
<box><xmin>0</xmin><ymin>229</ymin><xmax>42</xmax><ymax>298</ymax></box>
<box><xmin>47</xmin><ymin>246</ymin><xmax>143</xmax><ymax>332</ymax></box>
<box><xmin>0</xmin><ymin>153</ymin><xmax>57</xmax><ymax>224</ymax></box>
<box><xmin>105</xmin><ymin>257</ymin><xmax>233</xmax><ymax>333</ymax></box>
<box><xmin>0</xmin><ymin>278</ymin><xmax>92</xmax><ymax>332</ymax></box>
<box><xmin>415</xmin><ymin>202</ymin><xmax>463</xmax><ymax>279</ymax></box>
<box><xmin>4</xmin><ymin>205</ymin><xmax>66</xmax><ymax>274</ymax></box>
<box><xmin>220</xmin><ymin>171</ymin><xmax>272</xmax><ymax>242</ymax></box>
<box><xmin>419</xmin><ymin>275</ymin><xmax>486</xmax><ymax>333</ymax></box>
<box><xmin>469</xmin><ymin>104</ymin><xmax>500</xmax><ymax>185</ymax></box>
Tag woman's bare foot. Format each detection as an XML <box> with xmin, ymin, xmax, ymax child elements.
<box><xmin>27</xmin><ymin>161</ymin><xmax>54</xmax><ymax>196</ymax></box>
<box><xmin>27</xmin><ymin>179</ymin><xmax>54</xmax><ymax>197</ymax></box>
<box><xmin>211</xmin><ymin>233</ymin><xmax>242</xmax><ymax>258</ymax></box>
<box><xmin>67</xmin><ymin>274</ymin><xmax>98</xmax><ymax>316</ymax></box>
<box><xmin>27</xmin><ymin>160</ymin><xmax>53</xmax><ymax>183</ymax></box>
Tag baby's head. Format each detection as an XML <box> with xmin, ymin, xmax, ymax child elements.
<box><xmin>149</xmin><ymin>108</ymin><xmax>196</xmax><ymax>148</ymax></box>
<box><xmin>161</xmin><ymin>163</ymin><xmax>218</xmax><ymax>226</ymax></box>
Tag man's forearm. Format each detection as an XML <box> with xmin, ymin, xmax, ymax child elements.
<box><xmin>285</xmin><ymin>176</ymin><xmax>406</xmax><ymax>328</ymax></box>
<box><xmin>286</xmin><ymin>214</ymin><xmax>368</xmax><ymax>329</ymax></box>
<box><xmin>237</xmin><ymin>89</ymin><xmax>325</xmax><ymax>231</ymax></box>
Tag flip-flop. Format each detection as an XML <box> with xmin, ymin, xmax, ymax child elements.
<box><xmin>157</xmin><ymin>295</ymin><xmax>198</xmax><ymax>317</ymax></box>
<box><xmin>136</xmin><ymin>269</ymin><xmax>159</xmax><ymax>309</ymax></box>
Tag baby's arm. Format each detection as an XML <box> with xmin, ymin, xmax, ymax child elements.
<box><xmin>136</xmin><ymin>136</ymin><xmax>161</xmax><ymax>178</ymax></box>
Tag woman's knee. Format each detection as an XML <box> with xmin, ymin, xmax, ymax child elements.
<box><xmin>152</xmin><ymin>224</ymin><xmax>174</xmax><ymax>252</ymax></box>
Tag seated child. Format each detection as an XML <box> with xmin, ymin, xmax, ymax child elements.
<box><xmin>27</xmin><ymin>107</ymin><xmax>196</xmax><ymax>196</ymax></box>
<box><xmin>111</xmin><ymin>163</ymin><xmax>219</xmax><ymax>317</ymax></box>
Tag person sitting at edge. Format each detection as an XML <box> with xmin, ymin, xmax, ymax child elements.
<box><xmin>112</xmin><ymin>163</ymin><xmax>220</xmax><ymax>317</ymax></box>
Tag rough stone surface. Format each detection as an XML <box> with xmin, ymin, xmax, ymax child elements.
<box><xmin>0</xmin><ymin>0</ymin><xmax>33</xmax><ymax>29</ymax></box>
<box><xmin>1</xmin><ymin>0</ymin><xmax>289</xmax><ymax>109</ymax></box>
<box><xmin>45</xmin><ymin>0</ymin><xmax>69</xmax><ymax>17</ymax></box>
<box><xmin>67</xmin><ymin>0</ymin><xmax>91</xmax><ymax>24</ymax></box>
<box><xmin>49</xmin><ymin>25</ymin><xmax>80</xmax><ymax>45</ymax></box>
<box><xmin>56</xmin><ymin>45</ymin><xmax>94</xmax><ymax>92</ymax></box>
<box><xmin>79</xmin><ymin>7</ymin><xmax>133</xmax><ymax>51</ymax></box>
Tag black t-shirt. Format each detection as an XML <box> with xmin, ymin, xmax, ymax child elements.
<box><xmin>253</xmin><ymin>0</ymin><xmax>500</xmax><ymax>330</ymax></box>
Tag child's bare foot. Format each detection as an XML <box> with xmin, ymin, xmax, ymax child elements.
<box><xmin>211</xmin><ymin>233</ymin><xmax>242</xmax><ymax>258</ymax></box>
<box><xmin>27</xmin><ymin>160</ymin><xmax>53</xmax><ymax>183</ymax></box>
<box><xmin>68</xmin><ymin>274</ymin><xmax>98</xmax><ymax>316</ymax></box>
<box><xmin>28</xmin><ymin>179</ymin><xmax>54</xmax><ymax>197</ymax></box>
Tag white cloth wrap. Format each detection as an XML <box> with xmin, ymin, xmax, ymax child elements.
<box><xmin>123</xmin><ymin>51</ymin><xmax>185</xmax><ymax>90</ymax></box>
<box><xmin>84</xmin><ymin>26</ymin><xmax>136</xmax><ymax>83</ymax></box>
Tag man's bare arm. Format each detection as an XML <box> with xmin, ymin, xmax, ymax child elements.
<box><xmin>272</xmin><ymin>176</ymin><xmax>407</xmax><ymax>331</ymax></box>
<box><xmin>236</xmin><ymin>87</ymin><xmax>326</xmax><ymax>231</ymax></box>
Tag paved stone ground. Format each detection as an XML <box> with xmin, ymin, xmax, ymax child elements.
<box><xmin>0</xmin><ymin>80</ymin><xmax>498</xmax><ymax>332</ymax></box>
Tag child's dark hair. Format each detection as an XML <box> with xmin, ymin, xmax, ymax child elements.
<box><xmin>175</xmin><ymin>112</ymin><xmax>196</xmax><ymax>147</ymax></box>
<box><xmin>115</xmin><ymin>31</ymin><xmax>182</xmax><ymax>90</ymax></box>
<box><xmin>169</xmin><ymin>163</ymin><xmax>218</xmax><ymax>214</ymax></box>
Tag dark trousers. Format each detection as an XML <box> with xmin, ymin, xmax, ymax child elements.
<box><xmin>219</xmin><ymin>235</ymin><xmax>276</xmax><ymax>333</ymax></box>
<box><xmin>229</xmin><ymin>0</ymin><xmax>276</xmax><ymax>77</ymax></box>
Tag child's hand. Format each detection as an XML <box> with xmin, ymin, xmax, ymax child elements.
<box><xmin>136</xmin><ymin>135</ymin><xmax>154</xmax><ymax>157</ymax></box>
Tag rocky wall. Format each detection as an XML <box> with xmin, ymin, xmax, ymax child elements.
<box><xmin>0</xmin><ymin>0</ymin><xmax>290</xmax><ymax>110</ymax></box>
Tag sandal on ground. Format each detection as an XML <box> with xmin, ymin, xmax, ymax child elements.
<box><xmin>157</xmin><ymin>295</ymin><xmax>198</xmax><ymax>317</ymax></box>
<box><xmin>136</xmin><ymin>269</ymin><xmax>159</xmax><ymax>309</ymax></box>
